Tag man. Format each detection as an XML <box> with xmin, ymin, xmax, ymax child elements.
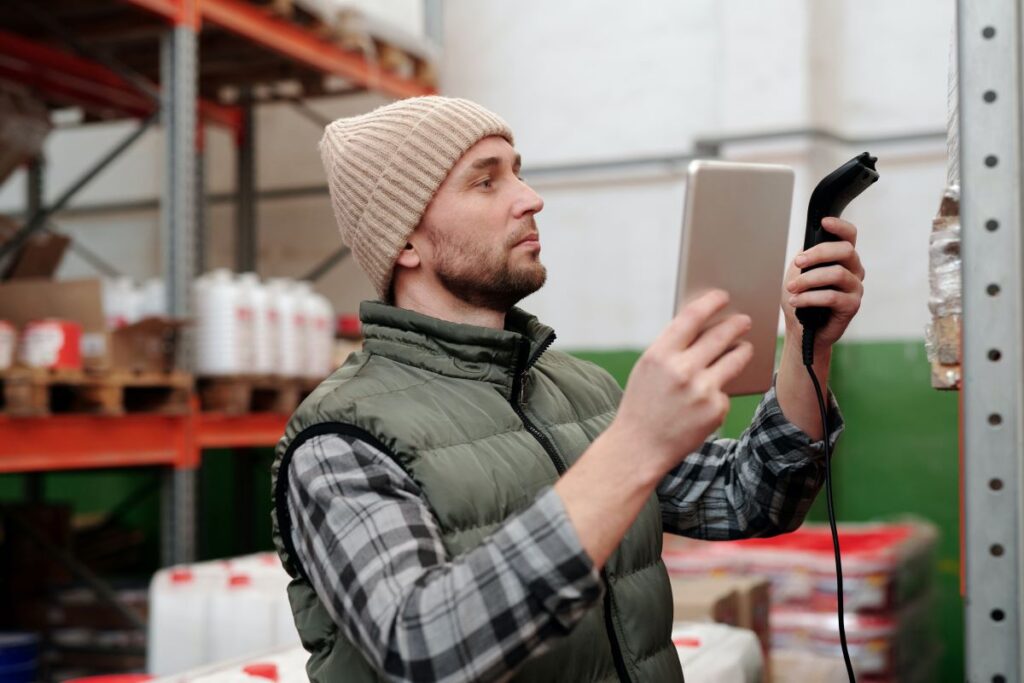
<box><xmin>271</xmin><ymin>96</ymin><xmax>863</xmax><ymax>682</ymax></box>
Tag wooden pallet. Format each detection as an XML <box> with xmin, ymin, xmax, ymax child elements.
<box><xmin>197</xmin><ymin>375</ymin><xmax>318</xmax><ymax>415</ymax></box>
<box><xmin>0</xmin><ymin>368</ymin><xmax>192</xmax><ymax>417</ymax></box>
<box><xmin>244</xmin><ymin>1</ymin><xmax>439</xmax><ymax>89</ymax></box>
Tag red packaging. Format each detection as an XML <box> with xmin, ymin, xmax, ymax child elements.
<box><xmin>663</xmin><ymin>522</ymin><xmax>937</xmax><ymax>613</ymax></box>
<box><xmin>18</xmin><ymin>319</ymin><xmax>82</xmax><ymax>370</ymax></box>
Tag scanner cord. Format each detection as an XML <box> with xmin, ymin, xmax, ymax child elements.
<box><xmin>802</xmin><ymin>328</ymin><xmax>856</xmax><ymax>683</ymax></box>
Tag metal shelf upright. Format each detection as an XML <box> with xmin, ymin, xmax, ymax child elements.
<box><xmin>0</xmin><ymin>0</ymin><xmax>435</xmax><ymax>566</ymax></box>
<box><xmin>958</xmin><ymin>0</ymin><xmax>1024</xmax><ymax>679</ymax></box>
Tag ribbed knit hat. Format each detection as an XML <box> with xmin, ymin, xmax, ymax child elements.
<box><xmin>319</xmin><ymin>96</ymin><xmax>514</xmax><ymax>298</ymax></box>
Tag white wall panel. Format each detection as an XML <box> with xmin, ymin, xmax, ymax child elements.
<box><xmin>0</xmin><ymin>0</ymin><xmax>954</xmax><ymax>343</ymax></box>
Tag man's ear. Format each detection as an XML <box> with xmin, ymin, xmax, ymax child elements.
<box><xmin>394</xmin><ymin>241</ymin><xmax>421</xmax><ymax>269</ymax></box>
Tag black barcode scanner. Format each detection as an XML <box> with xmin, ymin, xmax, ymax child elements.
<box><xmin>796</xmin><ymin>152</ymin><xmax>879</xmax><ymax>337</ymax></box>
<box><xmin>797</xmin><ymin>151</ymin><xmax>879</xmax><ymax>683</ymax></box>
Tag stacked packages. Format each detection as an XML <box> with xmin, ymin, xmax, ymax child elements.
<box><xmin>663</xmin><ymin>521</ymin><xmax>938</xmax><ymax>682</ymax></box>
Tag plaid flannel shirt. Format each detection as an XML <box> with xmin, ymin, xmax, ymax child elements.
<box><xmin>287</xmin><ymin>381</ymin><xmax>843</xmax><ymax>682</ymax></box>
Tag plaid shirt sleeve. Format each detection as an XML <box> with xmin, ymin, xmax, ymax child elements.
<box><xmin>658</xmin><ymin>377</ymin><xmax>845</xmax><ymax>540</ymax></box>
<box><xmin>286</xmin><ymin>434</ymin><xmax>603</xmax><ymax>683</ymax></box>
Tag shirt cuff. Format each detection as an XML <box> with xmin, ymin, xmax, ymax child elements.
<box><xmin>749</xmin><ymin>374</ymin><xmax>846</xmax><ymax>464</ymax></box>
<box><xmin>490</xmin><ymin>487</ymin><xmax>604</xmax><ymax>632</ymax></box>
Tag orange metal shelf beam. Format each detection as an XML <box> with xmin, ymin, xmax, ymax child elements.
<box><xmin>0</xmin><ymin>28</ymin><xmax>242</xmax><ymax>133</ymax></box>
<box><xmin>197</xmin><ymin>412</ymin><xmax>288</xmax><ymax>449</ymax></box>
<box><xmin>0</xmin><ymin>413</ymin><xmax>195</xmax><ymax>473</ymax></box>
<box><xmin>119</xmin><ymin>0</ymin><xmax>193</xmax><ymax>26</ymax></box>
<box><xmin>0</xmin><ymin>410</ymin><xmax>287</xmax><ymax>474</ymax></box>
<box><xmin>122</xmin><ymin>0</ymin><xmax>435</xmax><ymax>100</ymax></box>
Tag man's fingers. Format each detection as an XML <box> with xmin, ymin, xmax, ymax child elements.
<box><xmin>821</xmin><ymin>217</ymin><xmax>858</xmax><ymax>246</ymax></box>
<box><xmin>788</xmin><ymin>288</ymin><xmax>861</xmax><ymax>314</ymax></box>
<box><xmin>661</xmin><ymin>289</ymin><xmax>731</xmax><ymax>350</ymax></box>
<box><xmin>796</xmin><ymin>241</ymin><xmax>865</xmax><ymax>279</ymax></box>
<box><xmin>787</xmin><ymin>264</ymin><xmax>863</xmax><ymax>295</ymax></box>
<box><xmin>703</xmin><ymin>341</ymin><xmax>754</xmax><ymax>388</ymax></box>
<box><xmin>685</xmin><ymin>313</ymin><xmax>752</xmax><ymax>370</ymax></box>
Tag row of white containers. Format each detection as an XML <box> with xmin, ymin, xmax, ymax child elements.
<box><xmin>193</xmin><ymin>270</ymin><xmax>334</xmax><ymax>378</ymax></box>
<box><xmin>102</xmin><ymin>277</ymin><xmax>168</xmax><ymax>328</ymax></box>
<box><xmin>148</xmin><ymin>553</ymin><xmax>300</xmax><ymax>677</ymax></box>
<box><xmin>149</xmin><ymin>553</ymin><xmax>766</xmax><ymax>682</ymax></box>
<box><xmin>103</xmin><ymin>271</ymin><xmax>336</xmax><ymax>378</ymax></box>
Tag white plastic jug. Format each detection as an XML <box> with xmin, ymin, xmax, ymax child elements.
<box><xmin>138</xmin><ymin>278</ymin><xmax>167</xmax><ymax>319</ymax></box>
<box><xmin>266</xmin><ymin>279</ymin><xmax>301</xmax><ymax>377</ymax></box>
<box><xmin>236</xmin><ymin>273</ymin><xmax>261</xmax><ymax>372</ymax></box>
<box><xmin>102</xmin><ymin>277</ymin><xmax>140</xmax><ymax>330</ymax></box>
<box><xmin>208</xmin><ymin>573</ymin><xmax>278</xmax><ymax>663</ymax></box>
<box><xmin>312</xmin><ymin>293</ymin><xmax>335</xmax><ymax>379</ymax></box>
<box><xmin>194</xmin><ymin>269</ymin><xmax>242</xmax><ymax>375</ymax></box>
<box><xmin>147</xmin><ymin>567</ymin><xmax>212</xmax><ymax>675</ymax></box>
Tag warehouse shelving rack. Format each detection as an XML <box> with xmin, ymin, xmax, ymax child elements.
<box><xmin>0</xmin><ymin>0</ymin><xmax>435</xmax><ymax>578</ymax></box>
<box><xmin>958</xmin><ymin>0</ymin><xmax>1024</xmax><ymax>680</ymax></box>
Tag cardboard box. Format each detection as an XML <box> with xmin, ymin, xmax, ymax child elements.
<box><xmin>670</xmin><ymin>577</ymin><xmax>740</xmax><ymax>626</ymax></box>
<box><xmin>671</xmin><ymin>575</ymin><xmax>771</xmax><ymax>680</ymax></box>
<box><xmin>731</xmin><ymin>577</ymin><xmax>770</xmax><ymax>648</ymax></box>
<box><xmin>0</xmin><ymin>215</ymin><xmax>71</xmax><ymax>281</ymax></box>
<box><xmin>0</xmin><ymin>278</ymin><xmax>107</xmax><ymax>368</ymax></box>
<box><xmin>110</xmin><ymin>317</ymin><xmax>185</xmax><ymax>374</ymax></box>
<box><xmin>770</xmin><ymin>649</ymin><xmax>847</xmax><ymax>683</ymax></box>
<box><xmin>0</xmin><ymin>278</ymin><xmax>185</xmax><ymax>373</ymax></box>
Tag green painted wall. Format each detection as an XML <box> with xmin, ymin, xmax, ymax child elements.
<box><xmin>574</xmin><ymin>340</ymin><xmax>963</xmax><ymax>682</ymax></box>
<box><xmin>0</xmin><ymin>339</ymin><xmax>963</xmax><ymax>680</ymax></box>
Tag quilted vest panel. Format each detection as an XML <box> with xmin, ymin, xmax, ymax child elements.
<box><xmin>271</xmin><ymin>302</ymin><xmax>683</xmax><ymax>682</ymax></box>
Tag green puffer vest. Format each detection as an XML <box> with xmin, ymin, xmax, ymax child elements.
<box><xmin>271</xmin><ymin>302</ymin><xmax>683</xmax><ymax>682</ymax></box>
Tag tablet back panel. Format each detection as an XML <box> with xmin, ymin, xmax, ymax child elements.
<box><xmin>675</xmin><ymin>160</ymin><xmax>795</xmax><ymax>396</ymax></box>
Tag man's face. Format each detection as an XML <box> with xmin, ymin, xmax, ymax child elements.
<box><xmin>411</xmin><ymin>136</ymin><xmax>546</xmax><ymax>312</ymax></box>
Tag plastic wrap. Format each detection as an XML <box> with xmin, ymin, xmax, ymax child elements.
<box><xmin>927</xmin><ymin>200</ymin><xmax>961</xmax><ymax>318</ymax></box>
<box><xmin>926</xmin><ymin>186</ymin><xmax>961</xmax><ymax>377</ymax></box>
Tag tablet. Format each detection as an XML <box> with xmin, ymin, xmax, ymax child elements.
<box><xmin>674</xmin><ymin>160</ymin><xmax>795</xmax><ymax>396</ymax></box>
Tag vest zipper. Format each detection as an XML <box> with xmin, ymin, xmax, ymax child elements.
<box><xmin>510</xmin><ymin>339</ymin><xmax>632</xmax><ymax>683</ymax></box>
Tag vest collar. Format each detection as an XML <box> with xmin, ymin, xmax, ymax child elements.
<box><xmin>359</xmin><ymin>300</ymin><xmax>557</xmax><ymax>398</ymax></box>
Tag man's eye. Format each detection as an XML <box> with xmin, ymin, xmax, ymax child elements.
<box><xmin>479</xmin><ymin>178</ymin><xmax>493</xmax><ymax>189</ymax></box>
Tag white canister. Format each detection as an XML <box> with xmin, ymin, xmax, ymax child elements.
<box><xmin>260</xmin><ymin>282</ymin><xmax>280</xmax><ymax>376</ymax></box>
<box><xmin>266</xmin><ymin>279</ymin><xmax>301</xmax><ymax>377</ymax></box>
<box><xmin>147</xmin><ymin>567</ymin><xmax>212</xmax><ymax>676</ymax></box>
<box><xmin>236</xmin><ymin>273</ymin><xmax>260</xmax><ymax>372</ymax></box>
<box><xmin>310</xmin><ymin>293</ymin><xmax>335</xmax><ymax>379</ymax></box>
<box><xmin>295</xmin><ymin>282</ymin><xmax>321</xmax><ymax>379</ymax></box>
<box><xmin>207</xmin><ymin>573</ymin><xmax>278</xmax><ymax>663</ymax></box>
<box><xmin>194</xmin><ymin>269</ymin><xmax>243</xmax><ymax>376</ymax></box>
<box><xmin>138</xmin><ymin>278</ymin><xmax>167</xmax><ymax>319</ymax></box>
<box><xmin>102</xmin><ymin>277</ymin><xmax>139</xmax><ymax>329</ymax></box>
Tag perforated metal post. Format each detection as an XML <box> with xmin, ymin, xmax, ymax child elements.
<box><xmin>236</xmin><ymin>85</ymin><xmax>257</xmax><ymax>273</ymax></box>
<box><xmin>196</xmin><ymin>128</ymin><xmax>207</xmax><ymax>275</ymax></box>
<box><xmin>959</xmin><ymin>1</ymin><xmax>1024</xmax><ymax>679</ymax></box>
<box><xmin>160</xmin><ymin>22</ymin><xmax>198</xmax><ymax>566</ymax></box>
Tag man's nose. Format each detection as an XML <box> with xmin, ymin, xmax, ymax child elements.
<box><xmin>513</xmin><ymin>182</ymin><xmax>544</xmax><ymax>217</ymax></box>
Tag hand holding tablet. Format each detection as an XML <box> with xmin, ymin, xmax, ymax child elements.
<box><xmin>673</xmin><ymin>160</ymin><xmax>796</xmax><ymax>395</ymax></box>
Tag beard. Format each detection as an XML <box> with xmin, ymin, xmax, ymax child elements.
<box><xmin>427</xmin><ymin>220</ymin><xmax>547</xmax><ymax>312</ymax></box>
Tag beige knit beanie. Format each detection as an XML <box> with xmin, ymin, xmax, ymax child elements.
<box><xmin>319</xmin><ymin>96</ymin><xmax>514</xmax><ymax>298</ymax></box>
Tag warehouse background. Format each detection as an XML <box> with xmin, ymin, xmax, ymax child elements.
<box><xmin>0</xmin><ymin>0</ymin><xmax>961</xmax><ymax>678</ymax></box>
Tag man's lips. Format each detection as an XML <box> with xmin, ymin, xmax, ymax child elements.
<box><xmin>514</xmin><ymin>233</ymin><xmax>540</xmax><ymax>247</ymax></box>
